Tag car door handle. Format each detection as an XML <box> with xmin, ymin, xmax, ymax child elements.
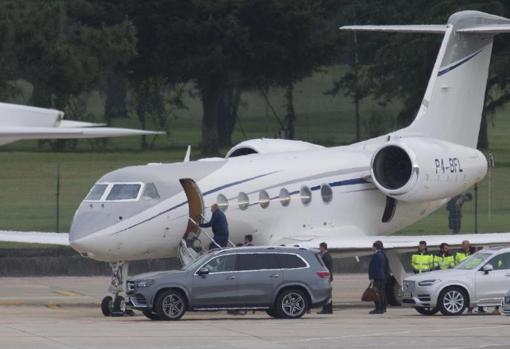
<box><xmin>270</xmin><ymin>274</ymin><xmax>280</xmax><ymax>278</ymax></box>
<box><xmin>226</xmin><ymin>275</ymin><xmax>236</xmax><ymax>280</ymax></box>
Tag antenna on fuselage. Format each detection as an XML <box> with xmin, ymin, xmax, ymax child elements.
<box><xmin>184</xmin><ymin>145</ymin><xmax>191</xmax><ymax>162</ymax></box>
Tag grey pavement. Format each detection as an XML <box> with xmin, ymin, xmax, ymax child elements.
<box><xmin>0</xmin><ymin>275</ymin><xmax>509</xmax><ymax>349</ymax></box>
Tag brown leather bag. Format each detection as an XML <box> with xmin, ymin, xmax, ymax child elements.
<box><xmin>361</xmin><ymin>282</ymin><xmax>380</xmax><ymax>302</ymax></box>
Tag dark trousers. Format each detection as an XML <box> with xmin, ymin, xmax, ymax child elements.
<box><xmin>373</xmin><ymin>279</ymin><xmax>387</xmax><ymax>312</ymax></box>
<box><xmin>208</xmin><ymin>237</ymin><xmax>228</xmax><ymax>250</ymax></box>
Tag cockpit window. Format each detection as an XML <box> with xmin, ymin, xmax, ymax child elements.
<box><xmin>85</xmin><ymin>184</ymin><xmax>108</xmax><ymax>201</ymax></box>
<box><xmin>106</xmin><ymin>184</ymin><xmax>142</xmax><ymax>201</ymax></box>
<box><xmin>142</xmin><ymin>183</ymin><xmax>160</xmax><ymax>200</ymax></box>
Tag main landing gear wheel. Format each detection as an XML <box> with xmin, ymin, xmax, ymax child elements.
<box><xmin>415</xmin><ymin>307</ymin><xmax>439</xmax><ymax>315</ymax></box>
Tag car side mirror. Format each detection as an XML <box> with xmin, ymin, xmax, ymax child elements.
<box><xmin>482</xmin><ymin>264</ymin><xmax>493</xmax><ymax>274</ymax></box>
<box><xmin>197</xmin><ymin>267</ymin><xmax>209</xmax><ymax>276</ymax></box>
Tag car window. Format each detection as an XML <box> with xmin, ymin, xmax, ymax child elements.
<box><xmin>202</xmin><ymin>255</ymin><xmax>236</xmax><ymax>273</ymax></box>
<box><xmin>277</xmin><ymin>254</ymin><xmax>307</xmax><ymax>269</ymax></box>
<box><xmin>237</xmin><ymin>253</ymin><xmax>280</xmax><ymax>271</ymax></box>
<box><xmin>487</xmin><ymin>252</ymin><xmax>510</xmax><ymax>270</ymax></box>
<box><xmin>456</xmin><ymin>253</ymin><xmax>491</xmax><ymax>270</ymax></box>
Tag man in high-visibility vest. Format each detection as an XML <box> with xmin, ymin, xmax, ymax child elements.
<box><xmin>434</xmin><ymin>243</ymin><xmax>455</xmax><ymax>270</ymax></box>
<box><xmin>411</xmin><ymin>241</ymin><xmax>433</xmax><ymax>273</ymax></box>
<box><xmin>455</xmin><ymin>240</ymin><xmax>476</xmax><ymax>265</ymax></box>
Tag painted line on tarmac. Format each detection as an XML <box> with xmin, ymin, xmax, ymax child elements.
<box><xmin>296</xmin><ymin>324</ymin><xmax>509</xmax><ymax>342</ymax></box>
<box><xmin>53</xmin><ymin>290</ymin><xmax>82</xmax><ymax>297</ymax></box>
<box><xmin>0</xmin><ymin>300</ymin><xmax>24</xmax><ymax>306</ymax></box>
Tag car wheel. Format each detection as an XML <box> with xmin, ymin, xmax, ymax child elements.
<box><xmin>276</xmin><ymin>288</ymin><xmax>308</xmax><ymax>319</ymax></box>
<box><xmin>101</xmin><ymin>296</ymin><xmax>113</xmax><ymax>316</ymax></box>
<box><xmin>155</xmin><ymin>290</ymin><xmax>187</xmax><ymax>320</ymax></box>
<box><xmin>438</xmin><ymin>287</ymin><xmax>467</xmax><ymax>316</ymax></box>
<box><xmin>266</xmin><ymin>307</ymin><xmax>280</xmax><ymax>318</ymax></box>
<box><xmin>142</xmin><ymin>309</ymin><xmax>162</xmax><ymax>320</ymax></box>
<box><xmin>414</xmin><ymin>307</ymin><xmax>438</xmax><ymax>315</ymax></box>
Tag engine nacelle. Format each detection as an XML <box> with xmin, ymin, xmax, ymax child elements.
<box><xmin>226</xmin><ymin>138</ymin><xmax>324</xmax><ymax>158</ymax></box>
<box><xmin>371</xmin><ymin>137</ymin><xmax>487</xmax><ymax>202</ymax></box>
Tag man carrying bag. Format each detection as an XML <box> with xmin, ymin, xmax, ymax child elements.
<box><xmin>367</xmin><ymin>240</ymin><xmax>388</xmax><ymax>314</ymax></box>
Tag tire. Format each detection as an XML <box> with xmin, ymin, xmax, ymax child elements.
<box><xmin>415</xmin><ymin>307</ymin><xmax>439</xmax><ymax>315</ymax></box>
<box><xmin>438</xmin><ymin>287</ymin><xmax>467</xmax><ymax>316</ymax></box>
<box><xmin>275</xmin><ymin>288</ymin><xmax>308</xmax><ymax>319</ymax></box>
<box><xmin>142</xmin><ymin>309</ymin><xmax>162</xmax><ymax>320</ymax></box>
<box><xmin>101</xmin><ymin>296</ymin><xmax>113</xmax><ymax>316</ymax></box>
<box><xmin>111</xmin><ymin>296</ymin><xmax>126</xmax><ymax>317</ymax></box>
<box><xmin>155</xmin><ymin>290</ymin><xmax>187</xmax><ymax>321</ymax></box>
<box><xmin>266</xmin><ymin>307</ymin><xmax>280</xmax><ymax>319</ymax></box>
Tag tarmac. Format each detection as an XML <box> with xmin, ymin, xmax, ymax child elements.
<box><xmin>0</xmin><ymin>274</ymin><xmax>509</xmax><ymax>348</ymax></box>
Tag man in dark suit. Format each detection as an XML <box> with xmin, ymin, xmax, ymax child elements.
<box><xmin>318</xmin><ymin>242</ymin><xmax>333</xmax><ymax>314</ymax></box>
<box><xmin>368</xmin><ymin>240</ymin><xmax>388</xmax><ymax>314</ymax></box>
<box><xmin>200</xmin><ymin>204</ymin><xmax>229</xmax><ymax>250</ymax></box>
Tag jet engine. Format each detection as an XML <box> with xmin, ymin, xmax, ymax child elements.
<box><xmin>371</xmin><ymin>137</ymin><xmax>487</xmax><ymax>202</ymax></box>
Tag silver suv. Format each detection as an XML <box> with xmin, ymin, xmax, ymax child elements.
<box><xmin>126</xmin><ymin>246</ymin><xmax>332</xmax><ymax>320</ymax></box>
<box><xmin>402</xmin><ymin>246</ymin><xmax>510</xmax><ymax>316</ymax></box>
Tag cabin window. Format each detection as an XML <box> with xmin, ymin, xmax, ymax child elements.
<box><xmin>259</xmin><ymin>190</ymin><xmax>270</xmax><ymax>209</ymax></box>
<box><xmin>85</xmin><ymin>184</ymin><xmax>108</xmax><ymax>201</ymax></box>
<box><xmin>106</xmin><ymin>184</ymin><xmax>141</xmax><ymax>201</ymax></box>
<box><xmin>142</xmin><ymin>183</ymin><xmax>160</xmax><ymax>200</ymax></box>
<box><xmin>217</xmin><ymin>194</ymin><xmax>229</xmax><ymax>211</ymax></box>
<box><xmin>279</xmin><ymin>188</ymin><xmax>290</xmax><ymax>207</ymax></box>
<box><xmin>300</xmin><ymin>186</ymin><xmax>312</xmax><ymax>205</ymax></box>
<box><xmin>238</xmin><ymin>192</ymin><xmax>249</xmax><ymax>210</ymax></box>
<box><xmin>321</xmin><ymin>184</ymin><xmax>333</xmax><ymax>203</ymax></box>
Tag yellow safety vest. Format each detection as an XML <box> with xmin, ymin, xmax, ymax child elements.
<box><xmin>411</xmin><ymin>253</ymin><xmax>433</xmax><ymax>272</ymax></box>
<box><xmin>434</xmin><ymin>254</ymin><xmax>455</xmax><ymax>270</ymax></box>
<box><xmin>455</xmin><ymin>251</ymin><xmax>471</xmax><ymax>266</ymax></box>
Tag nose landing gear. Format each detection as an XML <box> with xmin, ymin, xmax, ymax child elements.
<box><xmin>101</xmin><ymin>262</ymin><xmax>135</xmax><ymax>317</ymax></box>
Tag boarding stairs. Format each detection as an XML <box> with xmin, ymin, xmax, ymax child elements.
<box><xmin>178</xmin><ymin>216</ymin><xmax>235</xmax><ymax>266</ymax></box>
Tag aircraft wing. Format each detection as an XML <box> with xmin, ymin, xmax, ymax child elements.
<box><xmin>0</xmin><ymin>126</ymin><xmax>164</xmax><ymax>140</ymax></box>
<box><xmin>274</xmin><ymin>231</ymin><xmax>510</xmax><ymax>255</ymax></box>
<box><xmin>0</xmin><ymin>230</ymin><xmax>69</xmax><ymax>246</ymax></box>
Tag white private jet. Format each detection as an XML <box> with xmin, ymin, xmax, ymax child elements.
<box><xmin>3</xmin><ymin>10</ymin><xmax>510</xmax><ymax>315</ymax></box>
<box><xmin>0</xmin><ymin>101</ymin><xmax>162</xmax><ymax>145</ymax></box>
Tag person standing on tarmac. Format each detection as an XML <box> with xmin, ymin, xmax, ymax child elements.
<box><xmin>200</xmin><ymin>204</ymin><xmax>229</xmax><ymax>250</ymax></box>
<box><xmin>455</xmin><ymin>240</ymin><xmax>476</xmax><ymax>265</ymax></box>
<box><xmin>318</xmin><ymin>242</ymin><xmax>333</xmax><ymax>314</ymax></box>
<box><xmin>244</xmin><ymin>234</ymin><xmax>254</xmax><ymax>246</ymax></box>
<box><xmin>434</xmin><ymin>243</ymin><xmax>455</xmax><ymax>270</ymax></box>
<box><xmin>411</xmin><ymin>241</ymin><xmax>433</xmax><ymax>273</ymax></box>
<box><xmin>368</xmin><ymin>240</ymin><xmax>388</xmax><ymax>314</ymax></box>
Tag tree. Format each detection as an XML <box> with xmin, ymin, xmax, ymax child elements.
<box><xmin>355</xmin><ymin>0</ymin><xmax>509</xmax><ymax>149</ymax></box>
<box><xmin>129</xmin><ymin>0</ymin><xmax>340</xmax><ymax>155</ymax></box>
<box><xmin>0</xmin><ymin>1</ymin><xmax>137</xmax><ymax>150</ymax></box>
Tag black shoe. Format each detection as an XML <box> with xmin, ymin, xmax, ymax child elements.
<box><xmin>369</xmin><ymin>310</ymin><xmax>384</xmax><ymax>314</ymax></box>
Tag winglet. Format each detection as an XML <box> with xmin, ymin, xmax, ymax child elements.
<box><xmin>184</xmin><ymin>145</ymin><xmax>191</xmax><ymax>162</ymax></box>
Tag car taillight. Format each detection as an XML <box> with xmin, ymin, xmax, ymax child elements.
<box><xmin>316</xmin><ymin>271</ymin><xmax>330</xmax><ymax>279</ymax></box>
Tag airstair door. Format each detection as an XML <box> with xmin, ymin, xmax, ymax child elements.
<box><xmin>179</xmin><ymin>178</ymin><xmax>204</xmax><ymax>240</ymax></box>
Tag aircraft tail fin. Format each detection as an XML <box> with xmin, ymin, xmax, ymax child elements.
<box><xmin>342</xmin><ymin>11</ymin><xmax>510</xmax><ymax>148</ymax></box>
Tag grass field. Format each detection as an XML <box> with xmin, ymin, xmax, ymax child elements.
<box><xmin>0</xmin><ymin>66</ymin><xmax>509</xmax><ymax>236</ymax></box>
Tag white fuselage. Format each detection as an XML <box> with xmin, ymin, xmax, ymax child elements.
<box><xmin>69</xmin><ymin>144</ymin><xmax>448</xmax><ymax>262</ymax></box>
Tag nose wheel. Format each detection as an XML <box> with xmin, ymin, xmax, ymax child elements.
<box><xmin>101</xmin><ymin>262</ymin><xmax>136</xmax><ymax>317</ymax></box>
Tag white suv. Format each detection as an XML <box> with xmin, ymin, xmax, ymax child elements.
<box><xmin>402</xmin><ymin>246</ymin><xmax>510</xmax><ymax>316</ymax></box>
